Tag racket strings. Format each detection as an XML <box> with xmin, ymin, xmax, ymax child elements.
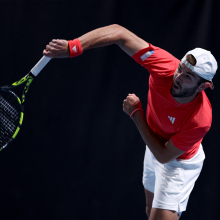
<box><xmin>0</xmin><ymin>90</ymin><xmax>21</xmax><ymax>147</ymax></box>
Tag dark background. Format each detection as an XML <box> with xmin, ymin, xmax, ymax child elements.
<box><xmin>0</xmin><ymin>0</ymin><xmax>219</xmax><ymax>219</ymax></box>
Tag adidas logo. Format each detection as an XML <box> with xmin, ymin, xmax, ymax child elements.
<box><xmin>72</xmin><ymin>46</ymin><xmax>77</xmax><ymax>53</ymax></box>
<box><xmin>168</xmin><ymin>116</ymin><xmax>175</xmax><ymax>124</ymax></box>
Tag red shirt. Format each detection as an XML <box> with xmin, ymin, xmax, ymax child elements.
<box><xmin>132</xmin><ymin>44</ymin><xmax>212</xmax><ymax>159</ymax></box>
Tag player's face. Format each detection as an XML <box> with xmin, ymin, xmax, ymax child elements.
<box><xmin>171</xmin><ymin>62</ymin><xmax>201</xmax><ymax>98</ymax></box>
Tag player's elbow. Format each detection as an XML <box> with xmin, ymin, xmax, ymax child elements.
<box><xmin>158</xmin><ymin>155</ymin><xmax>178</xmax><ymax>165</ymax></box>
<box><xmin>109</xmin><ymin>24</ymin><xmax>127</xmax><ymax>42</ymax></box>
<box><xmin>155</xmin><ymin>154</ymin><xmax>171</xmax><ymax>165</ymax></box>
<box><xmin>157</xmin><ymin>157</ymin><xmax>168</xmax><ymax>165</ymax></box>
<box><xmin>159</xmin><ymin>159</ymin><xmax>169</xmax><ymax>165</ymax></box>
<box><xmin>110</xmin><ymin>24</ymin><xmax>125</xmax><ymax>33</ymax></box>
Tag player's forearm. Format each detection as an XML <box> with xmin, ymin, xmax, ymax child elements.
<box><xmin>43</xmin><ymin>24</ymin><xmax>148</xmax><ymax>58</ymax></box>
<box><xmin>132</xmin><ymin>111</ymin><xmax>168</xmax><ymax>164</ymax></box>
<box><xmin>78</xmin><ymin>24</ymin><xmax>148</xmax><ymax>56</ymax></box>
<box><xmin>78</xmin><ymin>24</ymin><xmax>123</xmax><ymax>51</ymax></box>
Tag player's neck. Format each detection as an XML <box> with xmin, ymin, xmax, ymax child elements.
<box><xmin>173</xmin><ymin>92</ymin><xmax>199</xmax><ymax>104</ymax></box>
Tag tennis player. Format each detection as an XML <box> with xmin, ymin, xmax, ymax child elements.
<box><xmin>43</xmin><ymin>24</ymin><xmax>218</xmax><ymax>220</ymax></box>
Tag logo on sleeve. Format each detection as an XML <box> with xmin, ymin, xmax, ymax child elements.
<box><xmin>168</xmin><ymin>116</ymin><xmax>175</xmax><ymax>124</ymax></box>
<box><xmin>140</xmin><ymin>50</ymin><xmax>154</xmax><ymax>61</ymax></box>
<box><xmin>72</xmin><ymin>46</ymin><xmax>77</xmax><ymax>53</ymax></box>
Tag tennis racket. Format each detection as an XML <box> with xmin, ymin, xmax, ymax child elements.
<box><xmin>0</xmin><ymin>56</ymin><xmax>51</xmax><ymax>150</ymax></box>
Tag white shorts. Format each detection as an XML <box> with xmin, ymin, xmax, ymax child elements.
<box><xmin>142</xmin><ymin>144</ymin><xmax>205</xmax><ymax>214</ymax></box>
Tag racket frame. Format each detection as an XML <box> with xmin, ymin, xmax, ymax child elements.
<box><xmin>0</xmin><ymin>56</ymin><xmax>51</xmax><ymax>150</ymax></box>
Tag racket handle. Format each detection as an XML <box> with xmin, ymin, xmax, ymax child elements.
<box><xmin>31</xmin><ymin>56</ymin><xmax>51</xmax><ymax>77</ymax></box>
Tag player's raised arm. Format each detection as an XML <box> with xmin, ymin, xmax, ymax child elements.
<box><xmin>43</xmin><ymin>24</ymin><xmax>149</xmax><ymax>58</ymax></box>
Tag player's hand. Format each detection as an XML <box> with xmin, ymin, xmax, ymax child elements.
<box><xmin>123</xmin><ymin>93</ymin><xmax>142</xmax><ymax>115</ymax></box>
<box><xmin>43</xmin><ymin>39</ymin><xmax>69</xmax><ymax>58</ymax></box>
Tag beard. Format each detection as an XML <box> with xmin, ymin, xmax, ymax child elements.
<box><xmin>170</xmin><ymin>82</ymin><xmax>199</xmax><ymax>98</ymax></box>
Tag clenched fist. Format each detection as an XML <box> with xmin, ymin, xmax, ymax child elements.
<box><xmin>43</xmin><ymin>39</ymin><xmax>69</xmax><ymax>58</ymax></box>
<box><xmin>123</xmin><ymin>93</ymin><xmax>142</xmax><ymax>116</ymax></box>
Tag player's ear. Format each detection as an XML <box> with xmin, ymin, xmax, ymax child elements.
<box><xmin>197</xmin><ymin>82</ymin><xmax>211</xmax><ymax>92</ymax></box>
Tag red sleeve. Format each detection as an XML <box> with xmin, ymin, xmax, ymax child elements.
<box><xmin>132</xmin><ymin>44</ymin><xmax>180</xmax><ymax>78</ymax></box>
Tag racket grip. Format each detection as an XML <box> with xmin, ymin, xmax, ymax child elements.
<box><xmin>31</xmin><ymin>56</ymin><xmax>51</xmax><ymax>76</ymax></box>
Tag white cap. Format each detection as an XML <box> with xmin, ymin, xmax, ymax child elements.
<box><xmin>181</xmin><ymin>48</ymin><xmax>218</xmax><ymax>81</ymax></box>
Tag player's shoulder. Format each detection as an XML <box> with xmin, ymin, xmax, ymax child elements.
<box><xmin>193</xmin><ymin>91</ymin><xmax>212</xmax><ymax>126</ymax></box>
<box><xmin>133</xmin><ymin>43</ymin><xmax>179</xmax><ymax>62</ymax></box>
<box><xmin>132</xmin><ymin>43</ymin><xmax>180</xmax><ymax>76</ymax></box>
<box><xmin>201</xmin><ymin>91</ymin><xmax>212</xmax><ymax>111</ymax></box>
<box><xmin>182</xmin><ymin>91</ymin><xmax>212</xmax><ymax>130</ymax></box>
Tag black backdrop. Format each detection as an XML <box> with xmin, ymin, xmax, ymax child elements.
<box><xmin>0</xmin><ymin>0</ymin><xmax>219</xmax><ymax>219</ymax></box>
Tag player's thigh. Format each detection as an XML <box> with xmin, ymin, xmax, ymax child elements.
<box><xmin>143</xmin><ymin>147</ymin><xmax>156</xmax><ymax>192</ymax></box>
<box><xmin>149</xmin><ymin>208</ymin><xmax>180</xmax><ymax>220</ymax></box>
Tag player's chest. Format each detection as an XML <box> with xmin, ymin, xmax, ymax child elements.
<box><xmin>148</xmin><ymin>88</ymin><xmax>194</xmax><ymax>132</ymax></box>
